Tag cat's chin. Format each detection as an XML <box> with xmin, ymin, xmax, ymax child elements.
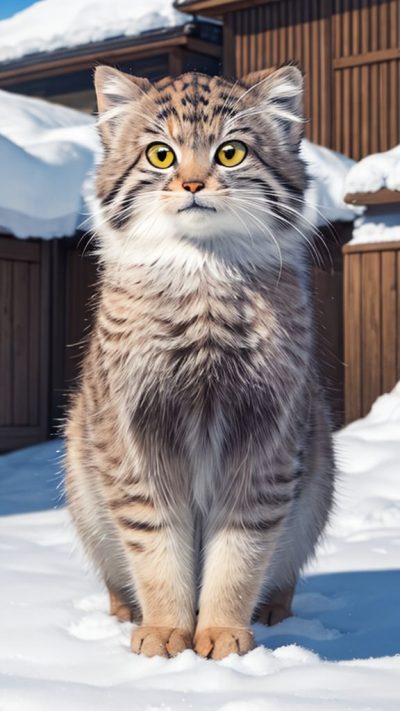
<box><xmin>174</xmin><ymin>209</ymin><xmax>239</xmax><ymax>241</ymax></box>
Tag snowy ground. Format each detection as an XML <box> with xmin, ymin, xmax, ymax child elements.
<box><xmin>0</xmin><ymin>386</ymin><xmax>400</xmax><ymax>710</ymax></box>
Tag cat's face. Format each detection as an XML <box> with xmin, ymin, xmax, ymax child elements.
<box><xmin>94</xmin><ymin>67</ymin><xmax>307</xmax><ymax>261</ymax></box>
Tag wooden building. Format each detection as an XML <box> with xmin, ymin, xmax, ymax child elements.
<box><xmin>177</xmin><ymin>0</ymin><xmax>399</xmax><ymax>160</ymax></box>
<box><xmin>178</xmin><ymin>0</ymin><xmax>400</xmax><ymax>424</ymax></box>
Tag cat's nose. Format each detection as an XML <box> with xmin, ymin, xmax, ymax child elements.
<box><xmin>182</xmin><ymin>180</ymin><xmax>205</xmax><ymax>194</ymax></box>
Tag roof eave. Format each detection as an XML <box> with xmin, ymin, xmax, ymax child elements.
<box><xmin>0</xmin><ymin>20</ymin><xmax>221</xmax><ymax>87</ymax></box>
<box><xmin>174</xmin><ymin>0</ymin><xmax>279</xmax><ymax>18</ymax></box>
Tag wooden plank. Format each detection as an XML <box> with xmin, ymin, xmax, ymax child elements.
<box><xmin>185</xmin><ymin>37</ymin><xmax>222</xmax><ymax>59</ymax></box>
<box><xmin>333</xmin><ymin>0</ymin><xmax>341</xmax><ymax>60</ymax></box>
<box><xmin>223</xmin><ymin>12</ymin><xmax>236</xmax><ymax>76</ymax></box>
<box><xmin>38</xmin><ymin>241</ymin><xmax>50</xmax><ymax>439</ymax></box>
<box><xmin>287</xmin><ymin>0</ymin><xmax>295</xmax><ymax>58</ymax></box>
<box><xmin>344</xmin><ymin>241</ymin><xmax>400</xmax><ymax>255</ymax></box>
<box><xmin>370</xmin><ymin>61</ymin><xmax>379</xmax><ymax>154</ymax></box>
<box><xmin>28</xmin><ymin>262</ymin><xmax>40</xmax><ymax>426</ymax></box>
<box><xmin>333</xmin><ymin>69</ymin><xmax>342</xmax><ymax>152</ymax></box>
<box><xmin>389</xmin><ymin>0</ymin><xmax>399</xmax><ymax>50</ymax></box>
<box><xmin>333</xmin><ymin>46</ymin><xmax>400</xmax><ymax>68</ymax></box>
<box><xmin>0</xmin><ymin>236</ymin><xmax>40</xmax><ymax>262</ymax></box>
<box><xmin>344</xmin><ymin>252</ymin><xmax>362</xmax><ymax>422</ymax></box>
<box><xmin>235</xmin><ymin>12</ymin><xmax>242</xmax><ymax>76</ymax></box>
<box><xmin>379</xmin><ymin>0</ymin><xmax>388</xmax><ymax>51</ymax></box>
<box><xmin>381</xmin><ymin>251</ymin><xmax>397</xmax><ymax>393</ymax></box>
<box><xmin>168</xmin><ymin>48</ymin><xmax>184</xmax><ymax>76</ymax></box>
<box><xmin>351</xmin><ymin>65</ymin><xmax>360</xmax><ymax>159</ymax></box>
<box><xmin>361</xmin><ymin>63</ymin><xmax>370</xmax><ymax>157</ymax></box>
<box><xmin>0</xmin><ymin>261</ymin><xmax>12</xmax><ymax>426</ymax></box>
<box><xmin>241</xmin><ymin>9</ymin><xmax>249</xmax><ymax>74</ymax></box>
<box><xmin>389</xmin><ymin>59</ymin><xmax>399</xmax><ymax>149</ymax></box>
<box><xmin>351</xmin><ymin>0</ymin><xmax>360</xmax><ymax>56</ymax></box>
<box><xmin>278</xmin><ymin>0</ymin><xmax>287</xmax><ymax>66</ymax></box>
<box><xmin>256</xmin><ymin>5</ymin><xmax>265</xmax><ymax>70</ymax></box>
<box><xmin>319</xmin><ymin>1</ymin><xmax>332</xmax><ymax>147</ymax></box>
<box><xmin>379</xmin><ymin>61</ymin><xmax>389</xmax><ymax>152</ymax></box>
<box><xmin>249</xmin><ymin>5</ymin><xmax>256</xmax><ymax>70</ymax></box>
<box><xmin>361</xmin><ymin>252</ymin><xmax>381</xmax><ymax>416</ymax></box>
<box><xmin>171</xmin><ymin>0</ymin><xmax>279</xmax><ymax>15</ymax></box>
<box><xmin>311</xmin><ymin>0</ymin><xmax>320</xmax><ymax>144</ymax></box>
<box><xmin>370</xmin><ymin>0</ymin><xmax>378</xmax><ymax>53</ymax></box>
<box><xmin>12</xmin><ymin>261</ymin><xmax>29</xmax><ymax>426</ymax></box>
<box><xmin>344</xmin><ymin>188</ymin><xmax>400</xmax><ymax>206</ymax></box>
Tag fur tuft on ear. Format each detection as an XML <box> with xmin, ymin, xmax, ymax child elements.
<box><xmin>94</xmin><ymin>66</ymin><xmax>151</xmax><ymax>144</ymax></box>
<box><xmin>241</xmin><ymin>66</ymin><xmax>304</xmax><ymax>146</ymax></box>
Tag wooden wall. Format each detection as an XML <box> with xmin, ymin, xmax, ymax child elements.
<box><xmin>223</xmin><ymin>0</ymin><xmax>400</xmax><ymax>159</ymax></box>
<box><xmin>343</xmin><ymin>240</ymin><xmax>400</xmax><ymax>422</ymax></box>
<box><xmin>49</xmin><ymin>238</ymin><xmax>98</xmax><ymax>431</ymax></box>
<box><xmin>0</xmin><ymin>236</ymin><xmax>50</xmax><ymax>451</ymax></box>
<box><xmin>0</xmin><ymin>235</ymin><xmax>98</xmax><ymax>451</ymax></box>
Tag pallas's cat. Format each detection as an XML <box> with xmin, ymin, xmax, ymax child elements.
<box><xmin>65</xmin><ymin>65</ymin><xmax>334</xmax><ymax>660</ymax></box>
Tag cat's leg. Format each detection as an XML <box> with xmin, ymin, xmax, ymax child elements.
<box><xmin>108</xmin><ymin>589</ymin><xmax>141</xmax><ymax>623</ymax></box>
<box><xmin>65</xmin><ymin>396</ymin><xmax>139</xmax><ymax>617</ymax></box>
<box><xmin>110</xmin><ymin>495</ymin><xmax>195</xmax><ymax>657</ymax></box>
<box><xmin>194</xmin><ymin>513</ymin><xmax>288</xmax><ymax>659</ymax></box>
<box><xmin>257</xmin><ymin>399</ymin><xmax>335</xmax><ymax>626</ymax></box>
<box><xmin>255</xmin><ymin>585</ymin><xmax>294</xmax><ymax>625</ymax></box>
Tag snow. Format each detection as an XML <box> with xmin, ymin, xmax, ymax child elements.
<box><xmin>0</xmin><ymin>0</ymin><xmax>188</xmax><ymax>64</ymax></box>
<box><xmin>0</xmin><ymin>89</ymin><xmax>100</xmax><ymax>238</ymax></box>
<box><xmin>301</xmin><ymin>139</ymin><xmax>360</xmax><ymax>225</ymax></box>
<box><xmin>345</xmin><ymin>145</ymin><xmax>400</xmax><ymax>195</ymax></box>
<box><xmin>349</xmin><ymin>205</ymin><xmax>400</xmax><ymax>245</ymax></box>
<box><xmin>1</xmin><ymin>385</ymin><xmax>400</xmax><ymax>710</ymax></box>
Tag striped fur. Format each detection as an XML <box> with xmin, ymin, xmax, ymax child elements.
<box><xmin>65</xmin><ymin>66</ymin><xmax>335</xmax><ymax>660</ymax></box>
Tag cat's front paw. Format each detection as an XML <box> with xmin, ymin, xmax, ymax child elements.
<box><xmin>194</xmin><ymin>626</ymin><xmax>254</xmax><ymax>660</ymax></box>
<box><xmin>131</xmin><ymin>626</ymin><xmax>192</xmax><ymax>657</ymax></box>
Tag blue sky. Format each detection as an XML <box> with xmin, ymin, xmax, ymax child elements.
<box><xmin>0</xmin><ymin>0</ymin><xmax>39</xmax><ymax>20</ymax></box>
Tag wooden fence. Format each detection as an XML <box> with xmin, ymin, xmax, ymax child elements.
<box><xmin>0</xmin><ymin>236</ymin><xmax>50</xmax><ymax>450</ymax></box>
<box><xmin>0</xmin><ymin>234</ymin><xmax>97</xmax><ymax>451</ymax></box>
<box><xmin>343</xmin><ymin>240</ymin><xmax>400</xmax><ymax>422</ymax></box>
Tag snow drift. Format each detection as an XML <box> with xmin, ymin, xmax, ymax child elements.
<box><xmin>0</xmin><ymin>90</ymin><xmax>99</xmax><ymax>238</ymax></box>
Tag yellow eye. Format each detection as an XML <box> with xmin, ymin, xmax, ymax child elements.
<box><xmin>146</xmin><ymin>143</ymin><xmax>176</xmax><ymax>169</ymax></box>
<box><xmin>216</xmin><ymin>140</ymin><xmax>247</xmax><ymax>167</ymax></box>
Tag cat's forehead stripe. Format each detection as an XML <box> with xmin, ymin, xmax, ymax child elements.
<box><xmin>150</xmin><ymin>73</ymin><xmax>245</xmax><ymax>142</ymax></box>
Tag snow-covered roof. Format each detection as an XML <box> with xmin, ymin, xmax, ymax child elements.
<box><xmin>0</xmin><ymin>0</ymin><xmax>188</xmax><ymax>65</ymax></box>
<box><xmin>0</xmin><ymin>89</ymin><xmax>100</xmax><ymax>239</ymax></box>
<box><xmin>0</xmin><ymin>88</ymin><xmax>358</xmax><ymax>240</ymax></box>
<box><xmin>345</xmin><ymin>145</ymin><xmax>400</xmax><ymax>195</ymax></box>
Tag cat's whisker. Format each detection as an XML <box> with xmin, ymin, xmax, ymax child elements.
<box><xmin>228</xmin><ymin>196</ymin><xmax>323</xmax><ymax>269</ymax></box>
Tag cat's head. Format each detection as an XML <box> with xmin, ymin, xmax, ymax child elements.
<box><xmin>94</xmin><ymin>66</ymin><xmax>307</xmax><ymax>265</ymax></box>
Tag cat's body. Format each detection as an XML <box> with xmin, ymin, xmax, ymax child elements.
<box><xmin>66</xmin><ymin>67</ymin><xmax>334</xmax><ymax>659</ymax></box>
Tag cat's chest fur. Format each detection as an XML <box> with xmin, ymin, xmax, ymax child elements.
<box><xmin>100</xmin><ymin>261</ymin><xmax>309</xmax><ymax>435</ymax></box>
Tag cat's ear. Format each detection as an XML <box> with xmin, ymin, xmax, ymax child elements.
<box><xmin>94</xmin><ymin>66</ymin><xmax>151</xmax><ymax>144</ymax></box>
<box><xmin>241</xmin><ymin>66</ymin><xmax>304</xmax><ymax>146</ymax></box>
